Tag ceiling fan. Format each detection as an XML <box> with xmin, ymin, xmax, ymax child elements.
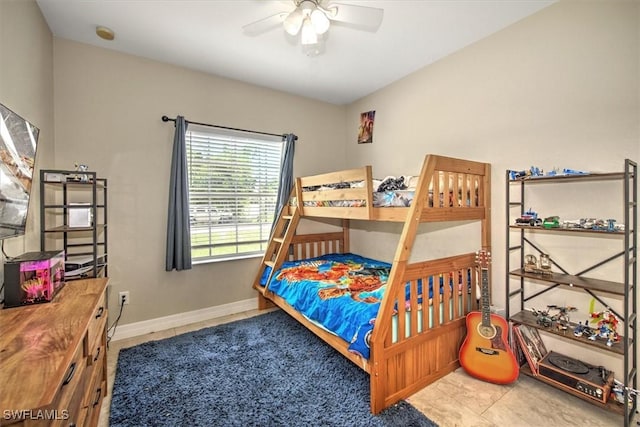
<box><xmin>242</xmin><ymin>0</ymin><xmax>384</xmax><ymax>56</ymax></box>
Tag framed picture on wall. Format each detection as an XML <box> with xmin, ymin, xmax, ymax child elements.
<box><xmin>358</xmin><ymin>110</ymin><xmax>375</xmax><ymax>144</ymax></box>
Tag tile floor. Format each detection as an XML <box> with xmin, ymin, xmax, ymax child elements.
<box><xmin>99</xmin><ymin>309</ymin><xmax>634</xmax><ymax>427</ymax></box>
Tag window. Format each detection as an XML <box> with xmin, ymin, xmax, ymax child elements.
<box><xmin>186</xmin><ymin>127</ymin><xmax>283</xmax><ymax>262</ymax></box>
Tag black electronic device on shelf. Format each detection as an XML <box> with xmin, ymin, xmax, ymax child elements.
<box><xmin>538</xmin><ymin>351</ymin><xmax>613</xmax><ymax>405</ymax></box>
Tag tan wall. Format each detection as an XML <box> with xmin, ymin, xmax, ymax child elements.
<box><xmin>52</xmin><ymin>39</ymin><xmax>347</xmax><ymax>324</ymax></box>
<box><xmin>346</xmin><ymin>0</ymin><xmax>639</xmax><ymax>299</ymax></box>
<box><xmin>345</xmin><ymin>0</ymin><xmax>638</xmax><ymax>370</ymax></box>
<box><xmin>0</xmin><ymin>1</ymin><xmax>53</xmax><ymax>258</ymax></box>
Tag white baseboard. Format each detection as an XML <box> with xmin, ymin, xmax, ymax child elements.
<box><xmin>110</xmin><ymin>298</ymin><xmax>257</xmax><ymax>342</ymax></box>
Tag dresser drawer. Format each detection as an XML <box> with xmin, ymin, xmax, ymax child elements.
<box><xmin>48</xmin><ymin>343</ymin><xmax>87</xmax><ymax>427</ymax></box>
<box><xmin>88</xmin><ymin>341</ymin><xmax>104</xmax><ymax>369</ymax></box>
<box><xmin>86</xmin><ymin>292</ymin><xmax>107</xmax><ymax>363</ymax></box>
<box><xmin>82</xmin><ymin>356</ymin><xmax>105</xmax><ymax>427</ymax></box>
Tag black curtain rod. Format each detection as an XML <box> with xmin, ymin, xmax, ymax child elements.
<box><xmin>161</xmin><ymin>115</ymin><xmax>297</xmax><ymax>141</ymax></box>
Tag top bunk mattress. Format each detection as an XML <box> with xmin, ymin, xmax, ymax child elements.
<box><xmin>301</xmin><ymin>175</ymin><xmax>417</xmax><ymax>207</ymax></box>
<box><xmin>292</xmin><ymin>155</ymin><xmax>489</xmax><ymax>220</ymax></box>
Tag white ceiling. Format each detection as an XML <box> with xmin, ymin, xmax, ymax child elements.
<box><xmin>36</xmin><ymin>0</ymin><xmax>554</xmax><ymax>105</ymax></box>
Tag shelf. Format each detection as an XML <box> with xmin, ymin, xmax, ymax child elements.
<box><xmin>43</xmin><ymin>224</ymin><xmax>107</xmax><ymax>233</ymax></box>
<box><xmin>65</xmin><ymin>264</ymin><xmax>107</xmax><ymax>281</ymax></box>
<box><xmin>509</xmin><ymin>172</ymin><xmax>631</xmax><ymax>184</ymax></box>
<box><xmin>40</xmin><ymin>169</ymin><xmax>108</xmax><ymax>280</ymax></box>
<box><xmin>66</xmin><ymin>242</ymin><xmax>106</xmax><ymax>249</ymax></box>
<box><xmin>509</xmin><ymin>268</ymin><xmax>625</xmax><ymax>295</ymax></box>
<box><xmin>519</xmin><ymin>365</ymin><xmax>627</xmax><ymax>416</ymax></box>
<box><xmin>42</xmin><ymin>173</ymin><xmax>106</xmax><ymax>188</ymax></box>
<box><xmin>43</xmin><ymin>179</ymin><xmax>105</xmax><ymax>185</ymax></box>
<box><xmin>43</xmin><ymin>204</ymin><xmax>106</xmax><ymax>209</ymax></box>
<box><xmin>510</xmin><ymin>310</ymin><xmax>626</xmax><ymax>355</ymax></box>
<box><xmin>507</xmin><ymin>160</ymin><xmax>637</xmax><ymax>427</ymax></box>
<box><xmin>509</xmin><ymin>225</ymin><xmax>626</xmax><ymax>236</ymax></box>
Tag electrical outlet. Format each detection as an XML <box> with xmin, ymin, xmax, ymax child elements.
<box><xmin>119</xmin><ymin>291</ymin><xmax>130</xmax><ymax>305</ymax></box>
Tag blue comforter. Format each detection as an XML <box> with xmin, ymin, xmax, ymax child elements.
<box><xmin>261</xmin><ymin>253</ymin><xmax>398</xmax><ymax>359</ymax></box>
<box><xmin>261</xmin><ymin>253</ymin><xmax>468</xmax><ymax>359</ymax></box>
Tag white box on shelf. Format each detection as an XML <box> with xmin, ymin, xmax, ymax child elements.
<box><xmin>68</xmin><ymin>203</ymin><xmax>93</xmax><ymax>227</ymax></box>
<box><xmin>43</xmin><ymin>172</ymin><xmax>64</xmax><ymax>182</ymax></box>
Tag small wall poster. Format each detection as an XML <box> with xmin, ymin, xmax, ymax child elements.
<box><xmin>358</xmin><ymin>110</ymin><xmax>375</xmax><ymax>144</ymax></box>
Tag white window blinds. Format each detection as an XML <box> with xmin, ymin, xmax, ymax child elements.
<box><xmin>185</xmin><ymin>127</ymin><xmax>283</xmax><ymax>262</ymax></box>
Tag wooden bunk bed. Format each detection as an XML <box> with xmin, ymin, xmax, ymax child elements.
<box><xmin>252</xmin><ymin>154</ymin><xmax>491</xmax><ymax>414</ymax></box>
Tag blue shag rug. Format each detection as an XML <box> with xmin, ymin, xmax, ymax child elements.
<box><xmin>110</xmin><ymin>310</ymin><xmax>438</xmax><ymax>427</ymax></box>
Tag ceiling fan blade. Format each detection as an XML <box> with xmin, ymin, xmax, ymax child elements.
<box><xmin>242</xmin><ymin>12</ymin><xmax>289</xmax><ymax>36</ymax></box>
<box><xmin>326</xmin><ymin>2</ymin><xmax>384</xmax><ymax>32</ymax></box>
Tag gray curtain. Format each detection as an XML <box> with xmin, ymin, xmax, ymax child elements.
<box><xmin>273</xmin><ymin>133</ymin><xmax>297</xmax><ymax>225</ymax></box>
<box><xmin>165</xmin><ymin>116</ymin><xmax>192</xmax><ymax>271</ymax></box>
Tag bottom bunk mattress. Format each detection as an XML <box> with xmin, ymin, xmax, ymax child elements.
<box><xmin>259</xmin><ymin>253</ymin><xmax>470</xmax><ymax>359</ymax></box>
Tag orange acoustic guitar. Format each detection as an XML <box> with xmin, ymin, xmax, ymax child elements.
<box><xmin>459</xmin><ymin>250</ymin><xmax>519</xmax><ymax>384</ymax></box>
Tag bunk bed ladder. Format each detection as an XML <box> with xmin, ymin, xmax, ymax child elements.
<box><xmin>253</xmin><ymin>205</ymin><xmax>301</xmax><ymax>296</ymax></box>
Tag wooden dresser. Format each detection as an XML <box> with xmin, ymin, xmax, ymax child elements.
<box><xmin>0</xmin><ymin>278</ymin><xmax>109</xmax><ymax>427</ymax></box>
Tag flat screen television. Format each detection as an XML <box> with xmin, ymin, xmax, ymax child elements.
<box><xmin>0</xmin><ymin>103</ymin><xmax>39</xmax><ymax>239</ymax></box>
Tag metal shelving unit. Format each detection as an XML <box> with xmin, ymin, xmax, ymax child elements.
<box><xmin>505</xmin><ymin>160</ymin><xmax>637</xmax><ymax>426</ymax></box>
<box><xmin>40</xmin><ymin>169</ymin><xmax>108</xmax><ymax>280</ymax></box>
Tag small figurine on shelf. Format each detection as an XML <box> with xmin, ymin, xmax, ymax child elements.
<box><xmin>508</xmin><ymin>166</ymin><xmax>544</xmax><ymax>180</ymax></box>
<box><xmin>508</xmin><ymin>170</ymin><xmax>526</xmax><ymax>180</ymax></box>
<box><xmin>612</xmin><ymin>379</ymin><xmax>639</xmax><ymax>407</ymax></box>
<box><xmin>561</xmin><ymin>219</ymin><xmax>582</xmax><ymax>229</ymax></box>
<box><xmin>539</xmin><ymin>253</ymin><xmax>552</xmax><ymax>274</ymax></box>
<box><xmin>573</xmin><ymin>321</ymin><xmax>585</xmax><ymax>337</ymax></box>
<box><xmin>592</xmin><ymin>219</ymin><xmax>609</xmax><ymax>231</ymax></box>
<box><xmin>547</xmin><ymin>304</ymin><xmax>576</xmax><ymax>327</ymax></box>
<box><xmin>75</xmin><ymin>163</ymin><xmax>89</xmax><ymax>183</ymax></box>
<box><xmin>580</xmin><ymin>321</ymin><xmax>597</xmax><ymax>340</ymax></box>
<box><xmin>529</xmin><ymin>166</ymin><xmax>543</xmax><ymax>177</ymax></box>
<box><xmin>561</xmin><ymin>168</ymin><xmax>589</xmax><ymax>176</ymax></box>
<box><xmin>528</xmin><ymin>307</ymin><xmax>554</xmax><ymax>328</ymax></box>
<box><xmin>588</xmin><ymin>299</ymin><xmax>621</xmax><ymax>347</ymax></box>
<box><xmin>522</xmin><ymin>253</ymin><xmax>553</xmax><ymax>276</ymax></box>
<box><xmin>524</xmin><ymin>254</ymin><xmax>538</xmax><ymax>273</ymax></box>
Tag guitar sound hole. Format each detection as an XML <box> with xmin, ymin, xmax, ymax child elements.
<box><xmin>477</xmin><ymin>324</ymin><xmax>496</xmax><ymax>339</ymax></box>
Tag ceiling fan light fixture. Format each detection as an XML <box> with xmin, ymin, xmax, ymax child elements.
<box><xmin>302</xmin><ymin>43</ymin><xmax>322</xmax><ymax>57</ymax></box>
<box><xmin>310</xmin><ymin>9</ymin><xmax>330</xmax><ymax>34</ymax></box>
<box><xmin>283</xmin><ymin>8</ymin><xmax>303</xmax><ymax>35</ymax></box>
<box><xmin>324</xmin><ymin>5</ymin><xmax>338</xmax><ymax>19</ymax></box>
<box><xmin>241</xmin><ymin>0</ymin><xmax>382</xmax><ymax>56</ymax></box>
<box><xmin>300</xmin><ymin>17</ymin><xmax>318</xmax><ymax>45</ymax></box>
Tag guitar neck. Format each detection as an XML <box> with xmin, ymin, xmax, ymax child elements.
<box><xmin>481</xmin><ymin>267</ymin><xmax>491</xmax><ymax>327</ymax></box>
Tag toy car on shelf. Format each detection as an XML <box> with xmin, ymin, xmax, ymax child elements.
<box><xmin>528</xmin><ymin>307</ymin><xmax>554</xmax><ymax>328</ymax></box>
<box><xmin>561</xmin><ymin>219</ymin><xmax>582</xmax><ymax>229</ymax></box>
<box><xmin>543</xmin><ymin>216</ymin><xmax>560</xmax><ymax>229</ymax></box>
<box><xmin>515</xmin><ymin>209</ymin><xmax>542</xmax><ymax>226</ymax></box>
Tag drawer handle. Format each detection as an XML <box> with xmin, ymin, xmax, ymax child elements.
<box><xmin>92</xmin><ymin>387</ymin><xmax>102</xmax><ymax>407</ymax></box>
<box><xmin>62</xmin><ymin>362</ymin><xmax>76</xmax><ymax>386</ymax></box>
<box><xmin>94</xmin><ymin>346</ymin><xmax>101</xmax><ymax>362</ymax></box>
<box><xmin>95</xmin><ymin>306</ymin><xmax>105</xmax><ymax>319</ymax></box>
